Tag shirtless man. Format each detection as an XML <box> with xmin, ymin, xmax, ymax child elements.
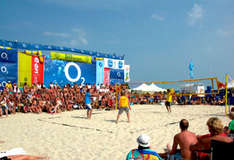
<box><xmin>168</xmin><ymin>119</ymin><xmax>197</xmax><ymax>160</ymax></box>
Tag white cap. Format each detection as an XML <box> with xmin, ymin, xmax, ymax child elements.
<box><xmin>137</xmin><ymin>134</ymin><xmax>150</xmax><ymax>147</ymax></box>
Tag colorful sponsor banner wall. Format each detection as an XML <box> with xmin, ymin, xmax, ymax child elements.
<box><xmin>103</xmin><ymin>68</ymin><xmax>110</xmax><ymax>85</ymax></box>
<box><xmin>18</xmin><ymin>52</ymin><xmax>32</xmax><ymax>87</ymax></box>
<box><xmin>96</xmin><ymin>60</ymin><xmax>104</xmax><ymax>85</ymax></box>
<box><xmin>0</xmin><ymin>48</ymin><xmax>18</xmax><ymax>86</ymax></box>
<box><xmin>50</xmin><ymin>51</ymin><xmax>92</xmax><ymax>63</ymax></box>
<box><xmin>109</xmin><ymin>69</ymin><xmax>124</xmax><ymax>85</ymax></box>
<box><xmin>31</xmin><ymin>56</ymin><xmax>44</xmax><ymax>85</ymax></box>
<box><xmin>0</xmin><ymin>48</ymin><xmax>18</xmax><ymax>63</ymax></box>
<box><xmin>124</xmin><ymin>65</ymin><xmax>130</xmax><ymax>82</ymax></box>
<box><xmin>44</xmin><ymin>58</ymin><xmax>96</xmax><ymax>87</ymax></box>
<box><xmin>103</xmin><ymin>58</ymin><xmax>125</xmax><ymax>70</ymax></box>
<box><xmin>0</xmin><ymin>63</ymin><xmax>18</xmax><ymax>86</ymax></box>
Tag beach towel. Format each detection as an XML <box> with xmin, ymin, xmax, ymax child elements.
<box><xmin>0</xmin><ymin>148</ymin><xmax>26</xmax><ymax>158</ymax></box>
<box><xmin>169</xmin><ymin>152</ymin><xmax>183</xmax><ymax>160</ymax></box>
<box><xmin>126</xmin><ymin>149</ymin><xmax>163</xmax><ymax>160</ymax></box>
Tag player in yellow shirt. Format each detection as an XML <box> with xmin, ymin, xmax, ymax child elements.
<box><xmin>165</xmin><ymin>89</ymin><xmax>173</xmax><ymax>112</ymax></box>
<box><xmin>116</xmin><ymin>91</ymin><xmax>130</xmax><ymax>124</ymax></box>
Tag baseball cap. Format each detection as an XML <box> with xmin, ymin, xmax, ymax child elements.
<box><xmin>137</xmin><ymin>134</ymin><xmax>150</xmax><ymax>147</ymax></box>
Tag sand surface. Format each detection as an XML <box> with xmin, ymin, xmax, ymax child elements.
<box><xmin>0</xmin><ymin>105</ymin><xmax>231</xmax><ymax>160</ymax></box>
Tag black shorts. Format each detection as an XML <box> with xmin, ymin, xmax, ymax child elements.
<box><xmin>165</xmin><ymin>101</ymin><xmax>171</xmax><ymax>107</ymax></box>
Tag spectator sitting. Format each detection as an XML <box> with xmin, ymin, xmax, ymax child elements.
<box><xmin>0</xmin><ymin>97</ymin><xmax>8</xmax><ymax>117</ymax></box>
<box><xmin>224</xmin><ymin>108</ymin><xmax>234</xmax><ymax>137</ymax></box>
<box><xmin>0</xmin><ymin>83</ymin><xmax>4</xmax><ymax>92</ymax></box>
<box><xmin>5</xmin><ymin>81</ymin><xmax>12</xmax><ymax>91</ymax></box>
<box><xmin>126</xmin><ymin>134</ymin><xmax>163</xmax><ymax>160</ymax></box>
<box><xmin>166</xmin><ymin>119</ymin><xmax>198</xmax><ymax>160</ymax></box>
<box><xmin>190</xmin><ymin>117</ymin><xmax>233</xmax><ymax>160</ymax></box>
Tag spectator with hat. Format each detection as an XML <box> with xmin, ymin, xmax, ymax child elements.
<box><xmin>126</xmin><ymin>134</ymin><xmax>163</xmax><ymax>160</ymax></box>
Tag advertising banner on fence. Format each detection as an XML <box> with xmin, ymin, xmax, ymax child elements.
<box><xmin>0</xmin><ymin>62</ymin><xmax>18</xmax><ymax>86</ymax></box>
<box><xmin>124</xmin><ymin>65</ymin><xmax>130</xmax><ymax>82</ymax></box>
<box><xmin>50</xmin><ymin>51</ymin><xmax>92</xmax><ymax>63</ymax></box>
<box><xmin>103</xmin><ymin>58</ymin><xmax>125</xmax><ymax>70</ymax></box>
<box><xmin>32</xmin><ymin>56</ymin><xmax>44</xmax><ymax>85</ymax></box>
<box><xmin>18</xmin><ymin>52</ymin><xmax>32</xmax><ymax>88</ymax></box>
<box><xmin>110</xmin><ymin>69</ymin><xmax>124</xmax><ymax>85</ymax></box>
<box><xmin>0</xmin><ymin>48</ymin><xmax>18</xmax><ymax>63</ymax></box>
<box><xmin>103</xmin><ymin>68</ymin><xmax>110</xmax><ymax>85</ymax></box>
<box><xmin>0</xmin><ymin>48</ymin><xmax>18</xmax><ymax>86</ymax></box>
<box><xmin>44</xmin><ymin>58</ymin><xmax>96</xmax><ymax>87</ymax></box>
<box><xmin>96</xmin><ymin>60</ymin><xmax>104</xmax><ymax>85</ymax></box>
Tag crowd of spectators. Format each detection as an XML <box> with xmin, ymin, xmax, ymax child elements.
<box><xmin>129</xmin><ymin>91</ymin><xmax>227</xmax><ymax>106</ymax></box>
<box><xmin>0</xmin><ymin>81</ymin><xmax>231</xmax><ymax>117</ymax></box>
<box><xmin>0</xmin><ymin>81</ymin><xmax>120</xmax><ymax>117</ymax></box>
<box><xmin>127</xmin><ymin>114</ymin><xmax>234</xmax><ymax>160</ymax></box>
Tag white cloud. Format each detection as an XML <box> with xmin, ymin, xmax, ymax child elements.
<box><xmin>42</xmin><ymin>28</ymin><xmax>88</xmax><ymax>47</ymax></box>
<box><xmin>151</xmin><ymin>14</ymin><xmax>164</xmax><ymax>21</ymax></box>
<box><xmin>43</xmin><ymin>32</ymin><xmax>70</xmax><ymax>38</ymax></box>
<box><xmin>187</xmin><ymin>4</ymin><xmax>203</xmax><ymax>26</ymax></box>
<box><xmin>217</xmin><ymin>28</ymin><xmax>234</xmax><ymax>37</ymax></box>
<box><xmin>69</xmin><ymin>28</ymin><xmax>88</xmax><ymax>46</ymax></box>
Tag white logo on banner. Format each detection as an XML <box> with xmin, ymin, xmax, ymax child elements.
<box><xmin>1</xmin><ymin>81</ymin><xmax>7</xmax><ymax>87</ymax></box>
<box><xmin>64</xmin><ymin>62</ymin><xmax>81</xmax><ymax>82</ymax></box>
<box><xmin>34</xmin><ymin>57</ymin><xmax>40</xmax><ymax>74</ymax></box>
<box><xmin>1</xmin><ymin>66</ymin><xmax>8</xmax><ymax>74</ymax></box>
<box><xmin>1</xmin><ymin>52</ymin><xmax>8</xmax><ymax>60</ymax></box>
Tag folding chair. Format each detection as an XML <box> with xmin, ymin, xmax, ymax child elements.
<box><xmin>210</xmin><ymin>139</ymin><xmax>234</xmax><ymax>160</ymax></box>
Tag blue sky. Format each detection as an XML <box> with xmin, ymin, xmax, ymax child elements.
<box><xmin>0</xmin><ymin>0</ymin><xmax>234</xmax><ymax>83</ymax></box>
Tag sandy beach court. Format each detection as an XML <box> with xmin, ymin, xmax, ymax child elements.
<box><xmin>0</xmin><ymin>105</ymin><xmax>230</xmax><ymax>160</ymax></box>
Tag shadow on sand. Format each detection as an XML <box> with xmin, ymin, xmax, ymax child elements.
<box><xmin>104</xmin><ymin>119</ymin><xmax>117</xmax><ymax>123</ymax></box>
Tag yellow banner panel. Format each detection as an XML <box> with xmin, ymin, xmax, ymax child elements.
<box><xmin>18</xmin><ymin>52</ymin><xmax>32</xmax><ymax>88</ymax></box>
<box><xmin>50</xmin><ymin>51</ymin><xmax>91</xmax><ymax>63</ymax></box>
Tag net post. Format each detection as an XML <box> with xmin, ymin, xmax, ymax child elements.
<box><xmin>115</xmin><ymin>83</ymin><xmax>118</xmax><ymax>110</ymax></box>
<box><xmin>225</xmin><ymin>74</ymin><xmax>228</xmax><ymax>117</ymax></box>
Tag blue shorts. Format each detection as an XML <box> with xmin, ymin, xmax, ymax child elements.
<box><xmin>86</xmin><ymin>104</ymin><xmax>92</xmax><ymax>110</ymax></box>
<box><xmin>2</xmin><ymin>105</ymin><xmax>8</xmax><ymax>110</ymax></box>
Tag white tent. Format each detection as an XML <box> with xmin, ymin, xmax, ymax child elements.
<box><xmin>147</xmin><ymin>83</ymin><xmax>166</xmax><ymax>92</ymax></box>
<box><xmin>227</xmin><ymin>80</ymin><xmax>234</xmax><ymax>88</ymax></box>
<box><xmin>132</xmin><ymin>83</ymin><xmax>166</xmax><ymax>92</ymax></box>
<box><xmin>133</xmin><ymin>83</ymin><xmax>149</xmax><ymax>91</ymax></box>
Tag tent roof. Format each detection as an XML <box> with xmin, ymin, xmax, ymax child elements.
<box><xmin>133</xmin><ymin>83</ymin><xmax>149</xmax><ymax>91</ymax></box>
<box><xmin>148</xmin><ymin>83</ymin><xmax>166</xmax><ymax>92</ymax></box>
<box><xmin>133</xmin><ymin>83</ymin><xmax>166</xmax><ymax>92</ymax></box>
<box><xmin>227</xmin><ymin>80</ymin><xmax>234</xmax><ymax>88</ymax></box>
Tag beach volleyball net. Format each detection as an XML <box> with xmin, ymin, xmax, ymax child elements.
<box><xmin>118</xmin><ymin>77</ymin><xmax>220</xmax><ymax>96</ymax></box>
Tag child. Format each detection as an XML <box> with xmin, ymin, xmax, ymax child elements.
<box><xmin>225</xmin><ymin>107</ymin><xmax>234</xmax><ymax>137</ymax></box>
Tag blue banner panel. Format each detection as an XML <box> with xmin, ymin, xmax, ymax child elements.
<box><xmin>0</xmin><ymin>62</ymin><xmax>18</xmax><ymax>86</ymax></box>
<box><xmin>110</xmin><ymin>69</ymin><xmax>124</xmax><ymax>79</ymax></box>
<box><xmin>0</xmin><ymin>39</ymin><xmax>125</xmax><ymax>60</ymax></box>
<box><xmin>110</xmin><ymin>79</ymin><xmax>124</xmax><ymax>85</ymax></box>
<box><xmin>44</xmin><ymin>58</ymin><xmax>96</xmax><ymax>87</ymax></box>
<box><xmin>0</xmin><ymin>48</ymin><xmax>18</xmax><ymax>63</ymax></box>
<box><xmin>110</xmin><ymin>69</ymin><xmax>124</xmax><ymax>85</ymax></box>
<box><xmin>96</xmin><ymin>60</ymin><xmax>104</xmax><ymax>85</ymax></box>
